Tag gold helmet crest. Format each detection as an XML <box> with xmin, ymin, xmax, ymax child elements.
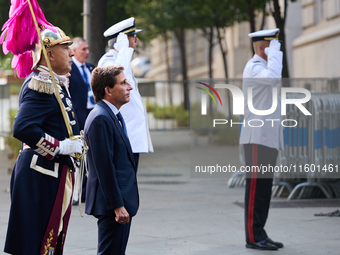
<box><xmin>32</xmin><ymin>27</ymin><xmax>72</xmax><ymax>70</ymax></box>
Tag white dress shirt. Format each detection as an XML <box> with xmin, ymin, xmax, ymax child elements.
<box><xmin>72</xmin><ymin>57</ymin><xmax>96</xmax><ymax>109</ymax></box>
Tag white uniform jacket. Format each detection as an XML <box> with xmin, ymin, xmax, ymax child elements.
<box><xmin>98</xmin><ymin>48</ymin><xmax>153</xmax><ymax>153</ymax></box>
<box><xmin>239</xmin><ymin>51</ymin><xmax>284</xmax><ymax>151</ymax></box>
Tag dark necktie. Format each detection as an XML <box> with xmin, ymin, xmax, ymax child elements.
<box><xmin>116</xmin><ymin>112</ymin><xmax>128</xmax><ymax>137</ymax></box>
<box><xmin>80</xmin><ymin>64</ymin><xmax>95</xmax><ymax>104</ymax></box>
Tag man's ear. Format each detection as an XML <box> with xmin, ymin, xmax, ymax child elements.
<box><xmin>47</xmin><ymin>50</ymin><xmax>54</xmax><ymax>61</ymax></box>
<box><xmin>105</xmin><ymin>86</ymin><xmax>111</xmax><ymax>97</ymax></box>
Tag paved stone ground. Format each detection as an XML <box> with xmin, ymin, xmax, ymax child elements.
<box><xmin>1</xmin><ymin>130</ymin><xmax>340</xmax><ymax>254</ymax></box>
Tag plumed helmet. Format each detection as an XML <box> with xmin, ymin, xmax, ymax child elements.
<box><xmin>32</xmin><ymin>27</ymin><xmax>73</xmax><ymax>70</ymax></box>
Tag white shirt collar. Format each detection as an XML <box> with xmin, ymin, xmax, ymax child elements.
<box><xmin>103</xmin><ymin>99</ymin><xmax>119</xmax><ymax>115</ymax></box>
<box><xmin>72</xmin><ymin>57</ymin><xmax>85</xmax><ymax>69</ymax></box>
<box><xmin>253</xmin><ymin>54</ymin><xmax>267</xmax><ymax>64</ymax></box>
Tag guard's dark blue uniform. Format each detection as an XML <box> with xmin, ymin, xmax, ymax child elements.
<box><xmin>4</xmin><ymin>70</ymin><xmax>80</xmax><ymax>255</ymax></box>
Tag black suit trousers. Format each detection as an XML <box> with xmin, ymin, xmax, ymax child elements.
<box><xmin>96</xmin><ymin>215</ymin><xmax>132</xmax><ymax>255</ymax></box>
<box><xmin>244</xmin><ymin>144</ymin><xmax>278</xmax><ymax>244</ymax></box>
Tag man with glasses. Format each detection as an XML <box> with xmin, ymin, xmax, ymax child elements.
<box><xmin>98</xmin><ymin>17</ymin><xmax>153</xmax><ymax>170</ymax></box>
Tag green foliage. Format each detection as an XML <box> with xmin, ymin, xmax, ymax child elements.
<box><xmin>145</xmin><ymin>100</ymin><xmax>156</xmax><ymax>113</ymax></box>
<box><xmin>147</xmin><ymin>102</ymin><xmax>189</xmax><ymax>127</ymax></box>
<box><xmin>190</xmin><ymin>102</ymin><xmax>239</xmax><ymax>145</ymax></box>
<box><xmin>174</xmin><ymin>106</ymin><xmax>189</xmax><ymax>127</ymax></box>
<box><xmin>39</xmin><ymin>0</ymin><xmax>84</xmax><ymax>38</ymax></box>
<box><xmin>127</xmin><ymin>0</ymin><xmax>203</xmax><ymax>43</ymax></box>
<box><xmin>0</xmin><ymin>53</ymin><xmax>13</xmax><ymax>71</ymax></box>
<box><xmin>10</xmin><ymin>84</ymin><xmax>21</xmax><ymax>95</ymax></box>
<box><xmin>5</xmin><ymin>109</ymin><xmax>21</xmax><ymax>161</ymax></box>
<box><xmin>153</xmin><ymin>104</ymin><xmax>175</xmax><ymax>119</ymax></box>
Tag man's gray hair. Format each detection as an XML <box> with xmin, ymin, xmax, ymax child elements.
<box><xmin>108</xmin><ymin>38</ymin><xmax>117</xmax><ymax>49</ymax></box>
<box><xmin>70</xmin><ymin>37</ymin><xmax>87</xmax><ymax>50</ymax></box>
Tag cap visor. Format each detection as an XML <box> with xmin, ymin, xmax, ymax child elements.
<box><xmin>128</xmin><ymin>29</ymin><xmax>142</xmax><ymax>35</ymax></box>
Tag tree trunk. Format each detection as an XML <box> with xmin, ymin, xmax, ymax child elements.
<box><xmin>247</xmin><ymin>0</ymin><xmax>256</xmax><ymax>55</ymax></box>
<box><xmin>88</xmin><ymin>0</ymin><xmax>107</xmax><ymax>65</ymax></box>
<box><xmin>163</xmin><ymin>31</ymin><xmax>172</xmax><ymax>105</ymax></box>
<box><xmin>216</xmin><ymin>27</ymin><xmax>232</xmax><ymax>118</ymax></box>
<box><xmin>174</xmin><ymin>29</ymin><xmax>189</xmax><ymax>110</ymax></box>
<box><xmin>216</xmin><ymin>28</ymin><xmax>228</xmax><ymax>79</ymax></box>
<box><xmin>260</xmin><ymin>6</ymin><xmax>266</xmax><ymax>30</ymax></box>
<box><xmin>271</xmin><ymin>0</ymin><xmax>290</xmax><ymax>79</ymax></box>
<box><xmin>208</xmin><ymin>27</ymin><xmax>214</xmax><ymax>79</ymax></box>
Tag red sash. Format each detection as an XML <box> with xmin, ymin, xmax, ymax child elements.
<box><xmin>40</xmin><ymin>165</ymin><xmax>74</xmax><ymax>255</ymax></box>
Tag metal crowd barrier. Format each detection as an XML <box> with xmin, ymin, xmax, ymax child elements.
<box><xmin>228</xmin><ymin>92</ymin><xmax>340</xmax><ymax>199</ymax></box>
<box><xmin>273</xmin><ymin>93</ymin><xmax>340</xmax><ymax>199</ymax></box>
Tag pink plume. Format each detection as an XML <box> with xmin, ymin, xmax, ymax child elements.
<box><xmin>11</xmin><ymin>52</ymin><xmax>33</xmax><ymax>79</ymax></box>
<box><xmin>1</xmin><ymin>0</ymin><xmax>56</xmax><ymax>78</ymax></box>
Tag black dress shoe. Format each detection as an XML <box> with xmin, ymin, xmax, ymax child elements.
<box><xmin>246</xmin><ymin>240</ymin><xmax>278</xmax><ymax>250</ymax></box>
<box><xmin>72</xmin><ymin>199</ymin><xmax>79</xmax><ymax>206</ymax></box>
<box><xmin>266</xmin><ymin>237</ymin><xmax>284</xmax><ymax>248</ymax></box>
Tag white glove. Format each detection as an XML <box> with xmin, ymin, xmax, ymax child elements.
<box><xmin>58</xmin><ymin>138</ymin><xmax>83</xmax><ymax>157</ymax></box>
<box><xmin>265</xmin><ymin>39</ymin><xmax>281</xmax><ymax>56</ymax></box>
<box><xmin>114</xmin><ymin>33</ymin><xmax>129</xmax><ymax>52</ymax></box>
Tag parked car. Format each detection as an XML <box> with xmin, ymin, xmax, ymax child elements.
<box><xmin>131</xmin><ymin>57</ymin><xmax>151</xmax><ymax>78</ymax></box>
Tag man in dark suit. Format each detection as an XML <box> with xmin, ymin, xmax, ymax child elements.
<box><xmin>69</xmin><ymin>37</ymin><xmax>95</xmax><ymax>204</ymax></box>
<box><xmin>84</xmin><ymin>65</ymin><xmax>138</xmax><ymax>255</ymax></box>
<box><xmin>69</xmin><ymin>37</ymin><xmax>95</xmax><ymax>130</ymax></box>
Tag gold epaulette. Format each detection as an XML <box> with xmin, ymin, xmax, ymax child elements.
<box><xmin>28</xmin><ymin>72</ymin><xmax>54</xmax><ymax>95</ymax></box>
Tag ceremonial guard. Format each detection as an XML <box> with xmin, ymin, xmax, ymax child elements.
<box><xmin>240</xmin><ymin>28</ymin><xmax>284</xmax><ymax>250</ymax></box>
<box><xmin>98</xmin><ymin>17</ymin><xmax>153</xmax><ymax>168</ymax></box>
<box><xmin>1</xmin><ymin>1</ymin><xmax>85</xmax><ymax>254</ymax></box>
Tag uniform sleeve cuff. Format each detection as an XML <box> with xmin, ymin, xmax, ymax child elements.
<box><xmin>34</xmin><ymin>134</ymin><xmax>60</xmax><ymax>160</ymax></box>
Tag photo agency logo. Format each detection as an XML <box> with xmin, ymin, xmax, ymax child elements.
<box><xmin>196</xmin><ymin>83</ymin><xmax>312</xmax><ymax>128</ymax></box>
<box><xmin>196</xmin><ymin>82</ymin><xmax>223</xmax><ymax>114</ymax></box>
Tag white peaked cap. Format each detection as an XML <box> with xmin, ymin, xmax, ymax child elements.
<box><xmin>248</xmin><ymin>28</ymin><xmax>280</xmax><ymax>42</ymax></box>
<box><xmin>103</xmin><ymin>17</ymin><xmax>142</xmax><ymax>40</ymax></box>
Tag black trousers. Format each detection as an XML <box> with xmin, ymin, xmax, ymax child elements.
<box><xmin>96</xmin><ymin>215</ymin><xmax>132</xmax><ymax>255</ymax></box>
<box><xmin>244</xmin><ymin>144</ymin><xmax>278</xmax><ymax>244</ymax></box>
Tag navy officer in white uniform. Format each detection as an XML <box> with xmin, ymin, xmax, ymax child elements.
<box><xmin>98</xmin><ymin>17</ymin><xmax>153</xmax><ymax>168</ymax></box>
<box><xmin>239</xmin><ymin>28</ymin><xmax>284</xmax><ymax>251</ymax></box>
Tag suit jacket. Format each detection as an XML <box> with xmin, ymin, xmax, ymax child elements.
<box><xmin>84</xmin><ymin>100</ymin><xmax>139</xmax><ymax>217</ymax></box>
<box><xmin>69</xmin><ymin>61</ymin><xmax>95</xmax><ymax>130</ymax></box>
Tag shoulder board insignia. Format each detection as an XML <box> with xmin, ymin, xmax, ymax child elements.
<box><xmin>28</xmin><ymin>72</ymin><xmax>54</xmax><ymax>95</ymax></box>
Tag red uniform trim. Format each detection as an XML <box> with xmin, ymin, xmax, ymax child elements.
<box><xmin>40</xmin><ymin>166</ymin><xmax>74</xmax><ymax>255</ymax></box>
<box><xmin>247</xmin><ymin>144</ymin><xmax>258</xmax><ymax>243</ymax></box>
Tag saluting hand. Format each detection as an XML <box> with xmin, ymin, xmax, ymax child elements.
<box><xmin>114</xmin><ymin>33</ymin><xmax>129</xmax><ymax>52</ymax></box>
<box><xmin>114</xmin><ymin>206</ymin><xmax>130</xmax><ymax>225</ymax></box>
<box><xmin>265</xmin><ymin>39</ymin><xmax>281</xmax><ymax>56</ymax></box>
